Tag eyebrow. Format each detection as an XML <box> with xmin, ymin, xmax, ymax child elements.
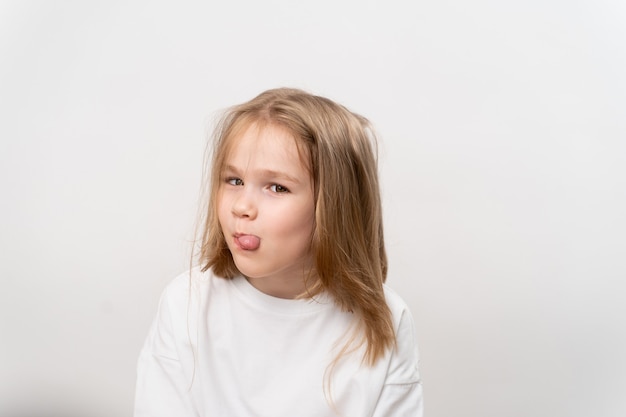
<box><xmin>223</xmin><ymin>165</ymin><xmax>302</xmax><ymax>184</ymax></box>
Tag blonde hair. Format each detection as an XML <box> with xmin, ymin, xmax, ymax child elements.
<box><xmin>197</xmin><ymin>87</ymin><xmax>394</xmax><ymax>366</ymax></box>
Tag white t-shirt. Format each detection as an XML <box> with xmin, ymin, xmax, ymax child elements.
<box><xmin>134</xmin><ymin>268</ymin><xmax>423</xmax><ymax>417</ymax></box>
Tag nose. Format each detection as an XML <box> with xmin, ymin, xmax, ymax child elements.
<box><xmin>231</xmin><ymin>188</ymin><xmax>258</xmax><ymax>219</ymax></box>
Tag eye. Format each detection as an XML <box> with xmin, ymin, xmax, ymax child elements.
<box><xmin>270</xmin><ymin>184</ymin><xmax>289</xmax><ymax>193</ymax></box>
<box><xmin>226</xmin><ymin>177</ymin><xmax>244</xmax><ymax>186</ymax></box>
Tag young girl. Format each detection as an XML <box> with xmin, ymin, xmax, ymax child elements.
<box><xmin>134</xmin><ymin>88</ymin><xmax>423</xmax><ymax>416</ymax></box>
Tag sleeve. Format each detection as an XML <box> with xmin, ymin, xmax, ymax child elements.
<box><xmin>133</xmin><ymin>285</ymin><xmax>199</xmax><ymax>417</ymax></box>
<box><xmin>371</xmin><ymin>307</ymin><xmax>424</xmax><ymax>417</ymax></box>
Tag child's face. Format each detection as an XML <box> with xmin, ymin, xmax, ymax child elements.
<box><xmin>217</xmin><ymin>123</ymin><xmax>315</xmax><ymax>298</ymax></box>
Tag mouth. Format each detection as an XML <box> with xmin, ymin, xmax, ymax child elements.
<box><xmin>233</xmin><ymin>233</ymin><xmax>261</xmax><ymax>251</ymax></box>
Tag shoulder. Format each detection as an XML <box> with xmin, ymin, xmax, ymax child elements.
<box><xmin>162</xmin><ymin>267</ymin><xmax>226</xmax><ymax>297</ymax></box>
<box><xmin>164</xmin><ymin>266</ymin><xmax>214</xmax><ymax>291</ymax></box>
<box><xmin>147</xmin><ymin>268</ymin><xmax>231</xmax><ymax>348</ymax></box>
<box><xmin>156</xmin><ymin>267</ymin><xmax>232</xmax><ymax>318</ymax></box>
<box><xmin>382</xmin><ymin>284</ymin><xmax>417</xmax><ymax>347</ymax></box>
<box><xmin>382</xmin><ymin>284</ymin><xmax>421</xmax><ymax>384</ymax></box>
<box><xmin>383</xmin><ymin>284</ymin><xmax>413</xmax><ymax>324</ymax></box>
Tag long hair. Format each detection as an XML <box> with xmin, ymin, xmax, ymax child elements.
<box><xmin>197</xmin><ymin>87</ymin><xmax>394</xmax><ymax>366</ymax></box>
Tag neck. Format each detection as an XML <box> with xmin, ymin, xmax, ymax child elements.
<box><xmin>244</xmin><ymin>274</ymin><xmax>316</xmax><ymax>299</ymax></box>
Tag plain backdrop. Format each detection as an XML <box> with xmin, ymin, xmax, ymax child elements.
<box><xmin>1</xmin><ymin>1</ymin><xmax>625</xmax><ymax>416</ymax></box>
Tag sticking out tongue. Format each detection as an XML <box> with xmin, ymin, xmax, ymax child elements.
<box><xmin>236</xmin><ymin>235</ymin><xmax>260</xmax><ymax>250</ymax></box>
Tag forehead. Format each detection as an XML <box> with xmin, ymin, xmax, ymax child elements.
<box><xmin>224</xmin><ymin>123</ymin><xmax>309</xmax><ymax>173</ymax></box>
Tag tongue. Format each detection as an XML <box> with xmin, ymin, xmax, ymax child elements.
<box><xmin>237</xmin><ymin>235</ymin><xmax>260</xmax><ymax>250</ymax></box>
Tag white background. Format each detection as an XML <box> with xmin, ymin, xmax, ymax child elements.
<box><xmin>1</xmin><ymin>1</ymin><xmax>625</xmax><ymax>416</ymax></box>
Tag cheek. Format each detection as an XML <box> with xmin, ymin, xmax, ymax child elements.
<box><xmin>216</xmin><ymin>194</ymin><xmax>229</xmax><ymax>227</ymax></box>
<box><xmin>281</xmin><ymin>206</ymin><xmax>315</xmax><ymax>240</ymax></box>
<box><xmin>216</xmin><ymin>189</ymin><xmax>227</xmax><ymax>211</ymax></box>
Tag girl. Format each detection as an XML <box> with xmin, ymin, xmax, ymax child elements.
<box><xmin>134</xmin><ymin>88</ymin><xmax>423</xmax><ymax>416</ymax></box>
